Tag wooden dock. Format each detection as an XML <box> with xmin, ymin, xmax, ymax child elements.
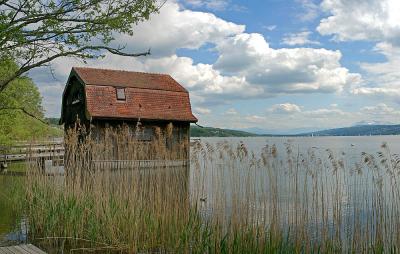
<box><xmin>0</xmin><ymin>142</ymin><xmax>64</xmax><ymax>163</ymax></box>
<box><xmin>92</xmin><ymin>159</ymin><xmax>188</xmax><ymax>169</ymax></box>
<box><xmin>0</xmin><ymin>141</ymin><xmax>64</xmax><ymax>172</ymax></box>
<box><xmin>0</xmin><ymin>244</ymin><xmax>46</xmax><ymax>254</ymax></box>
<box><xmin>1</xmin><ymin>139</ymin><xmax>199</xmax><ymax>172</ymax></box>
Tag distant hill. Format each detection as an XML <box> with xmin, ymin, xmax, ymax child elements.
<box><xmin>301</xmin><ymin>124</ymin><xmax>400</xmax><ymax>136</ymax></box>
<box><xmin>191</xmin><ymin>124</ymin><xmax>400</xmax><ymax>137</ymax></box>
<box><xmin>190</xmin><ymin>126</ymin><xmax>259</xmax><ymax>137</ymax></box>
<box><xmin>240</xmin><ymin>127</ymin><xmax>323</xmax><ymax>135</ymax></box>
<box><xmin>45</xmin><ymin>117</ymin><xmax>60</xmax><ymax>126</ymax></box>
<box><xmin>46</xmin><ymin>120</ymin><xmax>400</xmax><ymax>137</ymax></box>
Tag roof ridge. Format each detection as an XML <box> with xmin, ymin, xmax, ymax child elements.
<box><xmin>73</xmin><ymin>66</ymin><xmax>170</xmax><ymax>77</ymax></box>
<box><xmin>85</xmin><ymin>84</ymin><xmax>189</xmax><ymax>93</ymax></box>
<box><xmin>72</xmin><ymin>66</ymin><xmax>188</xmax><ymax>93</ymax></box>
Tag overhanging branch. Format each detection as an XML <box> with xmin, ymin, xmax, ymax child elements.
<box><xmin>103</xmin><ymin>46</ymin><xmax>151</xmax><ymax>57</ymax></box>
<box><xmin>0</xmin><ymin>45</ymin><xmax>151</xmax><ymax>92</ymax></box>
<box><xmin>0</xmin><ymin>107</ymin><xmax>49</xmax><ymax>125</ymax></box>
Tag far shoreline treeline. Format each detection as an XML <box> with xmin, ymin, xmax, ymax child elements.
<box><xmin>190</xmin><ymin>124</ymin><xmax>400</xmax><ymax>137</ymax></box>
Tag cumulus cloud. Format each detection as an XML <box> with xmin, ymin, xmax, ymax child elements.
<box><xmin>352</xmin><ymin>43</ymin><xmax>400</xmax><ymax>103</ymax></box>
<box><xmin>207</xmin><ymin>104</ymin><xmax>400</xmax><ymax>132</ymax></box>
<box><xmin>296</xmin><ymin>0</ymin><xmax>321</xmax><ymax>22</ymax></box>
<box><xmin>214</xmin><ymin>33</ymin><xmax>360</xmax><ymax>94</ymax></box>
<box><xmin>194</xmin><ymin>107</ymin><xmax>212</xmax><ymax>115</ymax></box>
<box><xmin>117</xmin><ymin>2</ymin><xmax>244</xmax><ymax>57</ymax></box>
<box><xmin>353</xmin><ymin>87</ymin><xmax>400</xmax><ymax>101</ymax></box>
<box><xmin>361</xmin><ymin>103</ymin><xmax>396</xmax><ymax>115</ymax></box>
<box><xmin>32</xmin><ymin>0</ymin><xmax>361</xmax><ymax>119</ymax></box>
<box><xmin>282</xmin><ymin>31</ymin><xmax>321</xmax><ymax>46</ymax></box>
<box><xmin>317</xmin><ymin>0</ymin><xmax>400</xmax><ymax>44</ymax></box>
<box><xmin>302</xmin><ymin>108</ymin><xmax>348</xmax><ymax>118</ymax></box>
<box><xmin>359</xmin><ymin>103</ymin><xmax>400</xmax><ymax>123</ymax></box>
<box><xmin>139</xmin><ymin>55</ymin><xmax>263</xmax><ymax>102</ymax></box>
<box><xmin>269</xmin><ymin>103</ymin><xmax>302</xmax><ymax>114</ymax></box>
<box><xmin>317</xmin><ymin>0</ymin><xmax>400</xmax><ymax>103</ymax></box>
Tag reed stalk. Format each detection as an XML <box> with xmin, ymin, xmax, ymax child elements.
<box><xmin>14</xmin><ymin>129</ymin><xmax>400</xmax><ymax>253</ymax></box>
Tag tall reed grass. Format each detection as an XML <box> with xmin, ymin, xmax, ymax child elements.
<box><xmin>18</xmin><ymin>128</ymin><xmax>400</xmax><ymax>253</ymax></box>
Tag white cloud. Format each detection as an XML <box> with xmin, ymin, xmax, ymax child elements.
<box><xmin>269</xmin><ymin>103</ymin><xmax>302</xmax><ymax>114</ymax></box>
<box><xmin>282</xmin><ymin>31</ymin><xmax>321</xmax><ymax>46</ymax></box>
<box><xmin>264</xmin><ymin>25</ymin><xmax>277</xmax><ymax>31</ymax></box>
<box><xmin>245</xmin><ymin>115</ymin><xmax>266</xmax><ymax>123</ymax></box>
<box><xmin>139</xmin><ymin>55</ymin><xmax>263</xmax><ymax>101</ymax></box>
<box><xmin>302</xmin><ymin>108</ymin><xmax>348</xmax><ymax>119</ymax></box>
<box><xmin>353</xmin><ymin>87</ymin><xmax>400</xmax><ymax>99</ymax></box>
<box><xmin>203</xmin><ymin>104</ymin><xmax>400</xmax><ymax>132</ymax></box>
<box><xmin>297</xmin><ymin>0</ymin><xmax>320</xmax><ymax>22</ymax></box>
<box><xmin>117</xmin><ymin>2</ymin><xmax>245</xmax><ymax>57</ymax></box>
<box><xmin>361</xmin><ymin>103</ymin><xmax>396</xmax><ymax>115</ymax></box>
<box><xmin>317</xmin><ymin>0</ymin><xmax>400</xmax><ymax>44</ymax></box>
<box><xmin>225</xmin><ymin>108</ymin><xmax>238</xmax><ymax>115</ymax></box>
<box><xmin>352</xmin><ymin>42</ymin><xmax>400</xmax><ymax>103</ymax></box>
<box><xmin>359</xmin><ymin>103</ymin><xmax>400</xmax><ymax>123</ymax></box>
<box><xmin>214</xmin><ymin>33</ymin><xmax>361</xmax><ymax>94</ymax></box>
<box><xmin>316</xmin><ymin>0</ymin><xmax>400</xmax><ymax>103</ymax></box>
<box><xmin>194</xmin><ymin>107</ymin><xmax>211</xmax><ymax>115</ymax></box>
<box><xmin>183</xmin><ymin>0</ymin><xmax>229</xmax><ymax>11</ymax></box>
<box><xmin>31</xmin><ymin>1</ymin><xmax>361</xmax><ymax>119</ymax></box>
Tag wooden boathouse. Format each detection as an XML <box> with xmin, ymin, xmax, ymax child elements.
<box><xmin>59</xmin><ymin>67</ymin><xmax>198</xmax><ymax>164</ymax></box>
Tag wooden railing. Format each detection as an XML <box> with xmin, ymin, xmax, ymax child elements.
<box><xmin>0</xmin><ymin>140</ymin><xmax>64</xmax><ymax>162</ymax></box>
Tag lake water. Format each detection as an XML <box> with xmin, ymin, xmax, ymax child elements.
<box><xmin>0</xmin><ymin>174</ymin><xmax>26</xmax><ymax>247</ymax></box>
<box><xmin>190</xmin><ymin>136</ymin><xmax>400</xmax><ymax>247</ymax></box>
<box><xmin>1</xmin><ymin>136</ymin><xmax>400</xmax><ymax>247</ymax></box>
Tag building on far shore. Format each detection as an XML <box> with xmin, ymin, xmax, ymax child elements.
<box><xmin>59</xmin><ymin>67</ymin><xmax>197</xmax><ymax>162</ymax></box>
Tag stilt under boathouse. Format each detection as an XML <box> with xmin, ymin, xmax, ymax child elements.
<box><xmin>59</xmin><ymin>67</ymin><xmax>198</xmax><ymax>168</ymax></box>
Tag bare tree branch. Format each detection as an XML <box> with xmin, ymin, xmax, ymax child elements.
<box><xmin>0</xmin><ymin>45</ymin><xmax>151</xmax><ymax>92</ymax></box>
<box><xmin>9</xmin><ymin>0</ymin><xmax>29</xmax><ymax>24</ymax></box>
<box><xmin>0</xmin><ymin>0</ymin><xmax>159</xmax><ymax>92</ymax></box>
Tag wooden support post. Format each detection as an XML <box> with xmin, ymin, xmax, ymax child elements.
<box><xmin>0</xmin><ymin>161</ymin><xmax>7</xmax><ymax>173</ymax></box>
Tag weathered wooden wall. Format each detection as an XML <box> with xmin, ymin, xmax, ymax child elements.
<box><xmin>61</xmin><ymin>77</ymin><xmax>88</xmax><ymax>126</ymax></box>
<box><xmin>65</xmin><ymin>120</ymin><xmax>190</xmax><ymax>162</ymax></box>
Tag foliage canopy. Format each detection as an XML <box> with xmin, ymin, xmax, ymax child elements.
<box><xmin>0</xmin><ymin>60</ymin><xmax>61</xmax><ymax>144</ymax></box>
<box><xmin>0</xmin><ymin>0</ymin><xmax>160</xmax><ymax>92</ymax></box>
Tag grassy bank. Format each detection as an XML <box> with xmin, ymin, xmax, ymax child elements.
<box><xmin>13</xmin><ymin>129</ymin><xmax>400</xmax><ymax>253</ymax></box>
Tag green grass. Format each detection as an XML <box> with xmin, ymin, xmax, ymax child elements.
<box><xmin>5</xmin><ymin>162</ymin><xmax>27</xmax><ymax>173</ymax></box>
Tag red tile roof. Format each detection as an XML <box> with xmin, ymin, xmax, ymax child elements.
<box><xmin>72</xmin><ymin>67</ymin><xmax>197</xmax><ymax>122</ymax></box>
<box><xmin>73</xmin><ymin>67</ymin><xmax>188</xmax><ymax>92</ymax></box>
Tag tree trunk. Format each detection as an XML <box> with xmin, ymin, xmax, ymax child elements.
<box><xmin>0</xmin><ymin>71</ymin><xmax>20</xmax><ymax>93</ymax></box>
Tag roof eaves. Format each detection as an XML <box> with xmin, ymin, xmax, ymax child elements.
<box><xmin>91</xmin><ymin>116</ymin><xmax>198</xmax><ymax>123</ymax></box>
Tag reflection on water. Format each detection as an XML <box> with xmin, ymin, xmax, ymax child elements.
<box><xmin>0</xmin><ymin>170</ymin><xmax>26</xmax><ymax>247</ymax></box>
<box><xmin>190</xmin><ymin>136</ymin><xmax>400</xmax><ymax>250</ymax></box>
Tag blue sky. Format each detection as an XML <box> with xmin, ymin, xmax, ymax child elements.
<box><xmin>31</xmin><ymin>0</ymin><xmax>400</xmax><ymax>133</ymax></box>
